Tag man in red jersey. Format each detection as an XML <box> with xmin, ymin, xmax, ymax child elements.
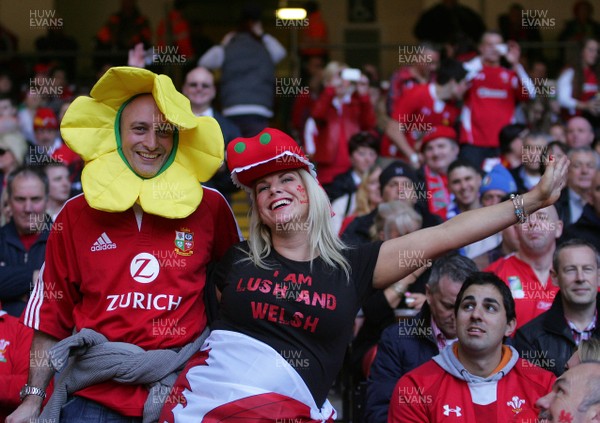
<box><xmin>382</xmin><ymin>59</ymin><xmax>467</xmax><ymax>167</ymax></box>
<box><xmin>388</xmin><ymin>272</ymin><xmax>555</xmax><ymax>422</ymax></box>
<box><xmin>459</xmin><ymin>31</ymin><xmax>535</xmax><ymax>169</ymax></box>
<box><xmin>7</xmin><ymin>67</ymin><xmax>241</xmax><ymax>423</ymax></box>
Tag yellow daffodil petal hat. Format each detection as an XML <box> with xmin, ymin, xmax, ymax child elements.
<box><xmin>60</xmin><ymin>66</ymin><xmax>224</xmax><ymax>218</ymax></box>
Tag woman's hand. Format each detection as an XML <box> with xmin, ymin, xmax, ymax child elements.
<box><xmin>529</xmin><ymin>154</ymin><xmax>569</xmax><ymax>209</ymax></box>
<box><xmin>404</xmin><ymin>292</ymin><xmax>426</xmax><ymax>309</ymax></box>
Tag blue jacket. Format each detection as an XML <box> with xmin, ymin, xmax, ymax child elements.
<box><xmin>364</xmin><ymin>305</ymin><xmax>439</xmax><ymax>423</ymax></box>
<box><xmin>0</xmin><ymin>218</ymin><xmax>50</xmax><ymax>317</ymax></box>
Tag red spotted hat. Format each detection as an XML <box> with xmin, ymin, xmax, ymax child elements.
<box><xmin>421</xmin><ymin>125</ymin><xmax>457</xmax><ymax>150</ymax></box>
<box><xmin>227</xmin><ymin>128</ymin><xmax>316</xmax><ymax>191</ymax></box>
<box><xmin>33</xmin><ymin>107</ymin><xmax>59</xmax><ymax>130</ymax></box>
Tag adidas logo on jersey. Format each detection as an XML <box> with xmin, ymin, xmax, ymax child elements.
<box><xmin>91</xmin><ymin>232</ymin><xmax>117</xmax><ymax>252</ymax></box>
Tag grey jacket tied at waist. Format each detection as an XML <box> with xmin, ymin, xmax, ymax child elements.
<box><xmin>38</xmin><ymin>327</ymin><xmax>210</xmax><ymax>423</ymax></box>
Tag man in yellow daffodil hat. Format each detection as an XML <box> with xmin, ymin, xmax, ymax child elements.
<box><xmin>10</xmin><ymin>67</ymin><xmax>241</xmax><ymax>423</ymax></box>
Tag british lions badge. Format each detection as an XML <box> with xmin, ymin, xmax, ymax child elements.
<box><xmin>174</xmin><ymin>228</ymin><xmax>194</xmax><ymax>256</ymax></box>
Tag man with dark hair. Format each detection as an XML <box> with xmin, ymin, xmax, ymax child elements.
<box><xmin>446</xmin><ymin>159</ymin><xmax>482</xmax><ymax>219</ymax></box>
<box><xmin>446</xmin><ymin>160</ymin><xmax>504</xmax><ymax>259</ymax></box>
<box><xmin>365</xmin><ymin>253</ymin><xmax>477</xmax><ymax>423</ymax></box>
<box><xmin>515</xmin><ymin>239</ymin><xmax>600</xmax><ymax>376</ymax></box>
<box><xmin>340</xmin><ymin>161</ymin><xmax>442</xmax><ymax>246</ymax></box>
<box><xmin>510</xmin><ymin>131</ymin><xmax>548</xmax><ymax>194</ymax></box>
<box><xmin>324</xmin><ymin>131</ymin><xmax>379</xmax><ymax>233</ymax></box>
<box><xmin>388</xmin><ymin>272</ymin><xmax>555</xmax><ymax>422</ymax></box>
<box><xmin>460</xmin><ymin>31</ymin><xmax>535</xmax><ymax>169</ymax></box>
<box><xmin>536</xmin><ymin>362</ymin><xmax>600</xmax><ymax>421</ymax></box>
<box><xmin>498</xmin><ymin>123</ymin><xmax>527</xmax><ymax>170</ymax></box>
<box><xmin>566</xmin><ymin>116</ymin><xmax>596</xmax><ymax>149</ymax></box>
<box><xmin>381</xmin><ymin>59</ymin><xmax>468</xmax><ymax>166</ymax></box>
<box><xmin>0</xmin><ymin>167</ymin><xmax>50</xmax><ymax>317</ymax></box>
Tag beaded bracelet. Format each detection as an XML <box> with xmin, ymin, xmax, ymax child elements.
<box><xmin>509</xmin><ymin>194</ymin><xmax>528</xmax><ymax>224</ymax></box>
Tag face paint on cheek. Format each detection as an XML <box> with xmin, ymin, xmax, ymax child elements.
<box><xmin>558</xmin><ymin>410</ymin><xmax>573</xmax><ymax>423</ymax></box>
<box><xmin>296</xmin><ymin>184</ymin><xmax>309</xmax><ymax>204</ymax></box>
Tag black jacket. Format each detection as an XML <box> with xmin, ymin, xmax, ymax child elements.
<box><xmin>559</xmin><ymin>203</ymin><xmax>600</xmax><ymax>252</ymax></box>
<box><xmin>553</xmin><ymin>187</ymin><xmax>573</xmax><ymax>227</ymax></box>
<box><xmin>514</xmin><ymin>291</ymin><xmax>600</xmax><ymax>376</ymax></box>
<box><xmin>364</xmin><ymin>305</ymin><xmax>439</xmax><ymax>423</ymax></box>
<box><xmin>205</xmin><ymin>111</ymin><xmax>242</xmax><ymax>196</ymax></box>
<box><xmin>0</xmin><ymin>218</ymin><xmax>50</xmax><ymax>317</ymax></box>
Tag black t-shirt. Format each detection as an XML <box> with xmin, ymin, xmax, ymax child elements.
<box><xmin>212</xmin><ymin>240</ymin><xmax>382</xmax><ymax>407</ymax></box>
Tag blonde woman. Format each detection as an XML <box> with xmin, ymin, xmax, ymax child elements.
<box><xmin>161</xmin><ymin>127</ymin><xmax>568</xmax><ymax>422</ymax></box>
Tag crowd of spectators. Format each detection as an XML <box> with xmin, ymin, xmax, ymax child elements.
<box><xmin>1</xmin><ymin>0</ymin><xmax>600</xmax><ymax>421</ymax></box>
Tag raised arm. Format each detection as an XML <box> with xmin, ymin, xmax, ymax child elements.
<box><xmin>372</xmin><ymin>155</ymin><xmax>568</xmax><ymax>288</ymax></box>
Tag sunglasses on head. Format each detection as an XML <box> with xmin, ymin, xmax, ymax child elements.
<box><xmin>187</xmin><ymin>82</ymin><xmax>213</xmax><ymax>89</ymax></box>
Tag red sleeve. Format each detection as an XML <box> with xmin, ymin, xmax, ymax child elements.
<box><xmin>358</xmin><ymin>94</ymin><xmax>377</xmax><ymax>129</ymax></box>
<box><xmin>22</xmin><ymin>200</ymin><xmax>83</xmax><ymax>339</ymax></box>
<box><xmin>391</xmin><ymin>88</ymin><xmax>420</xmax><ymax>126</ymax></box>
<box><xmin>204</xmin><ymin>188</ymin><xmax>242</xmax><ymax>261</ymax></box>
<box><xmin>0</xmin><ymin>317</ymin><xmax>33</xmax><ymax>407</ymax></box>
<box><xmin>291</xmin><ymin>95</ymin><xmax>313</xmax><ymax>132</ymax></box>
<box><xmin>512</xmin><ymin>72</ymin><xmax>529</xmax><ymax>102</ymax></box>
<box><xmin>311</xmin><ymin>87</ymin><xmax>336</xmax><ymax>121</ymax></box>
<box><xmin>388</xmin><ymin>374</ymin><xmax>429</xmax><ymax>422</ymax></box>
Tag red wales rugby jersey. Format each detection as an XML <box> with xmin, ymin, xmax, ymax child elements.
<box><xmin>23</xmin><ymin>188</ymin><xmax>241</xmax><ymax>416</ymax></box>
<box><xmin>460</xmin><ymin>65</ymin><xmax>529</xmax><ymax>148</ymax></box>
<box><xmin>382</xmin><ymin>83</ymin><xmax>459</xmax><ymax>158</ymax></box>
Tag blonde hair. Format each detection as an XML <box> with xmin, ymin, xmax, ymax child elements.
<box><xmin>245</xmin><ymin>169</ymin><xmax>351</xmax><ymax>279</ymax></box>
<box><xmin>323</xmin><ymin>61</ymin><xmax>347</xmax><ymax>85</ymax></box>
<box><xmin>578</xmin><ymin>339</ymin><xmax>600</xmax><ymax>364</ymax></box>
<box><xmin>371</xmin><ymin>200</ymin><xmax>422</xmax><ymax>241</ymax></box>
<box><xmin>354</xmin><ymin>166</ymin><xmax>382</xmax><ymax>216</ymax></box>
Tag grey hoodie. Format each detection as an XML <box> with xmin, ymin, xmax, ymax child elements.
<box><xmin>432</xmin><ymin>344</ymin><xmax>522</xmax><ymax>406</ymax></box>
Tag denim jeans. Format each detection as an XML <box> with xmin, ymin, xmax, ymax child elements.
<box><xmin>60</xmin><ymin>397</ymin><xmax>142</xmax><ymax>423</ymax></box>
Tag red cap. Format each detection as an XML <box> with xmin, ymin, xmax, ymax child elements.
<box><xmin>421</xmin><ymin>125</ymin><xmax>457</xmax><ymax>150</ymax></box>
<box><xmin>33</xmin><ymin>107</ymin><xmax>59</xmax><ymax>130</ymax></box>
<box><xmin>227</xmin><ymin>128</ymin><xmax>316</xmax><ymax>191</ymax></box>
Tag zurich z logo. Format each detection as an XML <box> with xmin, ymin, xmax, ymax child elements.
<box><xmin>443</xmin><ymin>404</ymin><xmax>462</xmax><ymax>417</ymax></box>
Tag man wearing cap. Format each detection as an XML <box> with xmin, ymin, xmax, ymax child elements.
<box><xmin>472</xmin><ymin>165</ymin><xmax>520</xmax><ymax>270</ymax></box>
<box><xmin>382</xmin><ymin>59</ymin><xmax>468</xmax><ymax>166</ymax></box>
<box><xmin>417</xmin><ymin>125</ymin><xmax>459</xmax><ymax>220</ymax></box>
<box><xmin>8</xmin><ymin>67</ymin><xmax>241</xmax><ymax>423</ymax></box>
<box><xmin>340</xmin><ymin>160</ymin><xmax>442</xmax><ymax>246</ymax></box>
<box><xmin>28</xmin><ymin>107</ymin><xmax>80</xmax><ymax>168</ymax></box>
<box><xmin>480</xmin><ymin>164</ymin><xmax>518</xmax><ymax>207</ymax></box>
